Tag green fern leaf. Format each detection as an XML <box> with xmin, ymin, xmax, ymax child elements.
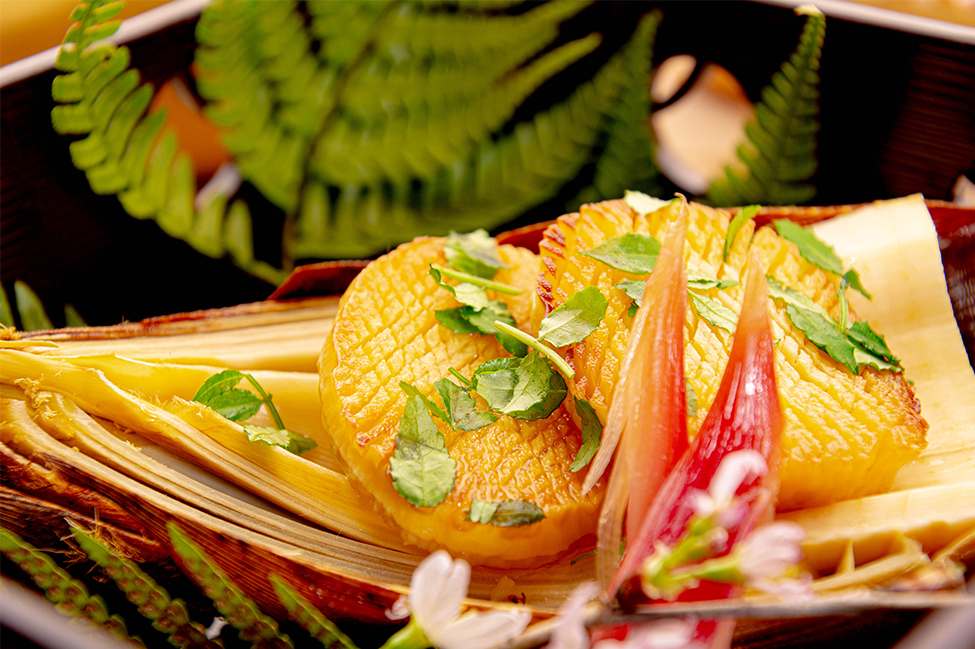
<box><xmin>52</xmin><ymin>0</ymin><xmax>280</xmax><ymax>284</ymax></box>
<box><xmin>0</xmin><ymin>527</ymin><xmax>133</xmax><ymax>642</ymax></box>
<box><xmin>168</xmin><ymin>523</ymin><xmax>293</xmax><ymax>647</ymax></box>
<box><xmin>707</xmin><ymin>8</ymin><xmax>825</xmax><ymax>206</ymax></box>
<box><xmin>70</xmin><ymin>525</ymin><xmax>218</xmax><ymax>648</ymax></box>
<box><xmin>270</xmin><ymin>576</ymin><xmax>358</xmax><ymax>649</ymax></box>
<box><xmin>572</xmin><ymin>11</ymin><xmax>661</xmax><ymax>206</ymax></box>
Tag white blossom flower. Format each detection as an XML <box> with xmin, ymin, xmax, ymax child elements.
<box><xmin>737</xmin><ymin>522</ymin><xmax>804</xmax><ymax>579</ymax></box>
<box><xmin>687</xmin><ymin>450</ymin><xmax>767</xmax><ymax>527</ymax></box>
<box><xmin>547</xmin><ymin>581</ymin><xmax>601</xmax><ymax>649</ymax></box>
<box><xmin>384</xmin><ymin>550</ymin><xmax>531</xmax><ymax>649</ymax></box>
<box><xmin>736</xmin><ymin>521</ymin><xmax>812</xmax><ymax>599</ymax></box>
<box><xmin>592</xmin><ymin>619</ymin><xmax>702</xmax><ymax>649</ymax></box>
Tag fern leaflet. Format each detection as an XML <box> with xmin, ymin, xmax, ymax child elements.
<box><xmin>51</xmin><ymin>0</ymin><xmax>284</xmax><ymax>285</ymax></box>
<box><xmin>706</xmin><ymin>7</ymin><xmax>825</xmax><ymax>206</ymax></box>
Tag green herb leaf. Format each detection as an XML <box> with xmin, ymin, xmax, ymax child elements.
<box><xmin>843</xmin><ymin>269</ymin><xmax>872</xmax><ymax>300</ymax></box>
<box><xmin>784</xmin><ymin>304</ymin><xmax>858</xmax><ymax>374</ymax></box>
<box><xmin>766</xmin><ymin>277</ymin><xmax>833</xmax><ymax>320</ymax></box>
<box><xmin>400</xmin><ymin>381</ymin><xmax>451</xmax><ymax>426</ymax></box>
<box><xmin>465</xmin><ymin>307</ymin><xmax>528</xmax><ymax>357</ymax></box>
<box><xmin>435</xmin><ymin>307</ymin><xmax>483</xmax><ymax>335</ymax></box>
<box><xmin>847</xmin><ymin>321</ymin><xmax>900</xmax><ymax>364</ymax></box>
<box><xmin>724</xmin><ymin>205</ymin><xmax>759</xmax><ymax>260</ymax></box>
<box><xmin>473</xmin><ymin>352</ymin><xmax>567</xmax><ymax>421</ymax></box>
<box><xmin>569</xmin><ymin>397</ymin><xmax>602</xmax><ymax>472</ymax></box>
<box><xmin>444</xmin><ymin>230</ymin><xmax>509</xmax><ymax>279</ymax></box>
<box><xmin>689</xmin><ymin>293</ymin><xmax>738</xmax><ymax>333</ymax></box>
<box><xmin>434</xmin><ymin>378</ymin><xmax>498</xmax><ymax>431</ymax></box>
<box><xmin>774</xmin><ymin>219</ymin><xmax>871</xmax><ymax>299</ymax></box>
<box><xmin>205</xmin><ymin>388</ymin><xmax>264</xmax><ymax>422</ymax></box>
<box><xmin>193</xmin><ymin>368</ymin><xmax>247</xmax><ymax>404</ymax></box>
<box><xmin>391</xmin><ymin>396</ymin><xmax>456</xmax><ymax>507</ymax></box>
<box><xmin>467</xmin><ymin>499</ymin><xmax>545</xmax><ymax>527</ymax></box>
<box><xmin>538</xmin><ymin>286</ymin><xmax>608</xmax><ymax>347</ymax></box>
<box><xmin>194</xmin><ymin>369</ymin><xmax>264</xmax><ymax>421</ymax></box>
<box><xmin>624</xmin><ymin>191</ymin><xmax>674</xmax><ymax>216</ymax></box>
<box><xmin>686</xmin><ymin>381</ymin><xmax>698</xmax><ymax>418</ymax></box>
<box><xmin>617</xmin><ymin>279</ymin><xmax>646</xmax><ymax>306</ymax></box>
<box><xmin>581</xmin><ymin>233</ymin><xmax>661</xmax><ymax>275</ymax></box>
<box><xmin>687</xmin><ymin>270</ymin><xmax>739</xmax><ymax>291</ymax></box>
<box><xmin>243</xmin><ymin>425</ymin><xmax>317</xmax><ymax>455</ymax></box>
<box><xmin>622</xmin><ymin>274</ymin><xmax>736</xmax><ymax>308</ymax></box>
<box><xmin>467</xmin><ymin>499</ymin><xmax>500</xmax><ymax>523</ymax></box>
<box><xmin>770</xmin><ymin>279</ymin><xmax>901</xmax><ymax>374</ymax></box>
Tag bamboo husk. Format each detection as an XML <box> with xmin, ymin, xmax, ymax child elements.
<box><xmin>2</xmin><ymin>197</ymin><xmax>974</xmax><ymax>644</ymax></box>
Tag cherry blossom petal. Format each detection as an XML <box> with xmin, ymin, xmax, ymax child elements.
<box><xmin>548</xmin><ymin>582</ymin><xmax>601</xmax><ymax>649</ymax></box>
<box><xmin>593</xmin><ymin>619</ymin><xmax>700</xmax><ymax>649</ymax></box>
<box><xmin>738</xmin><ymin>522</ymin><xmax>805</xmax><ymax>580</ymax></box>
<box><xmin>434</xmin><ymin>609</ymin><xmax>531</xmax><ymax>649</ymax></box>
<box><xmin>408</xmin><ymin>551</ymin><xmax>469</xmax><ymax>634</ymax></box>
<box><xmin>386</xmin><ymin>596</ymin><xmax>410</xmax><ymax>621</ymax></box>
<box><xmin>707</xmin><ymin>450</ymin><xmax>766</xmax><ymax>508</ymax></box>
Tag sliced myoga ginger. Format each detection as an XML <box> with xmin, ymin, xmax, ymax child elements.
<box><xmin>319</xmin><ymin>237</ymin><xmax>604</xmax><ymax>566</ymax></box>
<box><xmin>534</xmin><ymin>198</ymin><xmax>926</xmax><ymax>510</ymax></box>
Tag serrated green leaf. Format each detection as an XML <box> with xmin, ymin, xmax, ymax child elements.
<box><xmin>784</xmin><ymin>304</ymin><xmax>858</xmax><ymax>374</ymax></box>
<box><xmin>468</xmin><ymin>499</ymin><xmax>545</xmax><ymax>527</ymax></box>
<box><xmin>444</xmin><ymin>229</ymin><xmax>509</xmax><ymax>279</ymax></box>
<box><xmin>391</xmin><ymin>396</ymin><xmax>456</xmax><ymax>507</ymax></box>
<box><xmin>617</xmin><ymin>279</ymin><xmax>646</xmax><ymax>307</ymax></box>
<box><xmin>207</xmin><ymin>388</ymin><xmax>263</xmax><ymax>421</ymax></box>
<box><xmin>193</xmin><ymin>368</ymin><xmax>246</xmax><ymax>403</ymax></box>
<box><xmin>538</xmin><ymin>286</ymin><xmax>608</xmax><ymax>347</ymax></box>
<box><xmin>569</xmin><ymin>397</ymin><xmax>602</xmax><ymax>472</ymax></box>
<box><xmin>581</xmin><ymin>233</ymin><xmax>661</xmax><ymax>275</ymax></box>
<box><xmin>435</xmin><ymin>307</ymin><xmax>483</xmax><ymax>335</ymax></box>
<box><xmin>624</xmin><ymin>191</ymin><xmax>673</xmax><ymax>216</ymax></box>
<box><xmin>843</xmin><ymin>269</ymin><xmax>872</xmax><ymax>300</ymax></box>
<box><xmin>766</xmin><ymin>277</ymin><xmax>833</xmax><ymax>320</ymax></box>
<box><xmin>774</xmin><ymin>219</ymin><xmax>843</xmax><ymax>275</ymax></box>
<box><xmin>724</xmin><ymin>204</ymin><xmax>759</xmax><ymax>260</ymax></box>
<box><xmin>848</xmin><ymin>320</ymin><xmax>900</xmax><ymax>366</ymax></box>
<box><xmin>687</xmin><ymin>271</ymin><xmax>739</xmax><ymax>291</ymax></box>
<box><xmin>774</xmin><ymin>219</ymin><xmax>871</xmax><ymax>299</ymax></box>
<box><xmin>243</xmin><ymin>425</ymin><xmax>291</xmax><ymax>448</ymax></box>
<box><xmin>241</xmin><ymin>425</ymin><xmax>315</xmax><ymax>454</ymax></box>
<box><xmin>401</xmin><ymin>381</ymin><xmax>451</xmax><ymax>426</ymax></box>
<box><xmin>468</xmin><ymin>499</ymin><xmax>500</xmax><ymax>524</ymax></box>
<box><xmin>434</xmin><ymin>378</ymin><xmax>498</xmax><ymax>431</ymax></box>
<box><xmin>472</xmin><ymin>352</ymin><xmax>566</xmax><ymax>421</ymax></box>
<box><xmin>689</xmin><ymin>292</ymin><xmax>738</xmax><ymax>333</ymax></box>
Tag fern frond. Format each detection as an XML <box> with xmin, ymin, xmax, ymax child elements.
<box><xmin>291</xmin><ymin>18</ymin><xmax>642</xmax><ymax>259</ymax></box>
<box><xmin>70</xmin><ymin>525</ymin><xmax>220</xmax><ymax>648</ymax></box>
<box><xmin>706</xmin><ymin>8</ymin><xmax>826</xmax><ymax>206</ymax></box>
<box><xmin>195</xmin><ymin>0</ymin><xmax>329</xmax><ymax>212</ymax></box>
<box><xmin>168</xmin><ymin>523</ymin><xmax>293</xmax><ymax>648</ymax></box>
<box><xmin>269</xmin><ymin>576</ymin><xmax>358</xmax><ymax>649</ymax></box>
<box><xmin>51</xmin><ymin>0</ymin><xmax>284</xmax><ymax>284</ymax></box>
<box><xmin>311</xmin><ymin>31</ymin><xmax>601</xmax><ymax>186</ymax></box>
<box><xmin>0</xmin><ymin>527</ymin><xmax>133</xmax><ymax>642</ymax></box>
<box><xmin>571</xmin><ymin>11</ymin><xmax>661</xmax><ymax>206</ymax></box>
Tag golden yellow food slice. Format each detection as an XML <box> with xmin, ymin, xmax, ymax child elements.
<box><xmin>319</xmin><ymin>237</ymin><xmax>604</xmax><ymax>566</ymax></box>
<box><xmin>535</xmin><ymin>199</ymin><xmax>927</xmax><ymax>511</ymax></box>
